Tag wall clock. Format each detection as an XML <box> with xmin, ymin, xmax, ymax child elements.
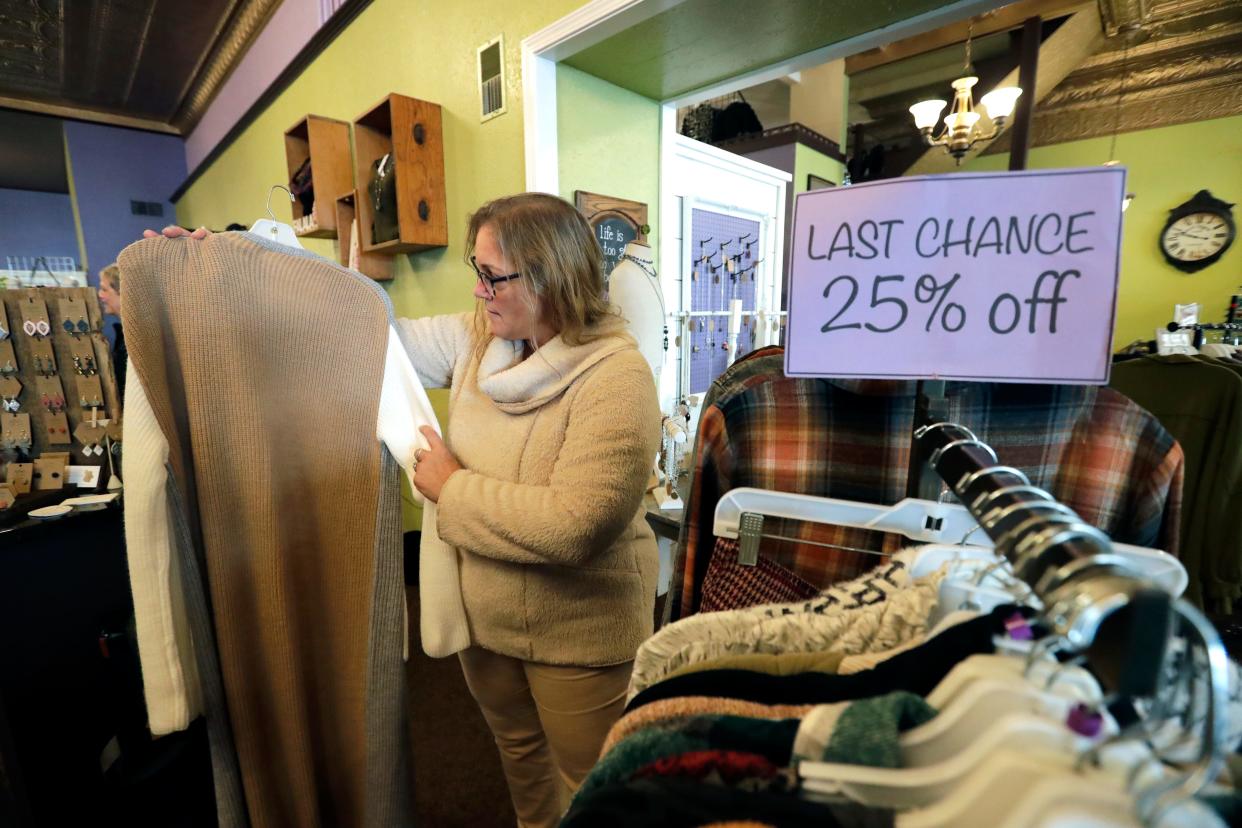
<box><xmin>1160</xmin><ymin>189</ymin><xmax>1235</xmax><ymax>273</ymax></box>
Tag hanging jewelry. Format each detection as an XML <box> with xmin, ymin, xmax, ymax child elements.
<box><xmin>621</xmin><ymin>253</ymin><xmax>657</xmax><ymax>280</ymax></box>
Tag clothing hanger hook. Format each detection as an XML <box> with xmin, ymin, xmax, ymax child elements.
<box><xmin>267</xmin><ymin>184</ymin><xmax>295</xmax><ymax>221</ymax></box>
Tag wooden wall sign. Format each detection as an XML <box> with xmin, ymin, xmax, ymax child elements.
<box><xmin>575</xmin><ymin>191</ymin><xmax>650</xmax><ymax>279</ymax></box>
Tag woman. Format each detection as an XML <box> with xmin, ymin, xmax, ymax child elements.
<box><xmin>149</xmin><ymin>194</ymin><xmax>661</xmax><ymax>827</ymax></box>
<box><xmin>402</xmin><ymin>193</ymin><xmax>660</xmax><ymax>827</ymax></box>
<box><xmin>97</xmin><ymin>263</ymin><xmax>126</xmax><ymax>398</ymax></box>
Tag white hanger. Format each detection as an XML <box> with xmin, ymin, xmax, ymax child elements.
<box><xmin>713</xmin><ymin>489</ymin><xmax>1188</xmax><ymax>595</ymax></box>
<box><xmin>250</xmin><ymin>184</ymin><xmax>304</xmax><ymax>250</ymax></box>
<box><xmin>900</xmin><ymin>676</ymin><xmax>1108</xmax><ymax>767</ymax></box>
<box><xmin>799</xmin><ymin>711</ymin><xmax>1098</xmax><ymax>808</ymax></box>
<box><xmin>898</xmin><ymin>740</ymin><xmax>1224</xmax><ymax>828</ymax></box>
<box><xmin>896</xmin><ymin>743</ymin><xmax>1138</xmax><ymax>828</ymax></box>
<box><xmin>925</xmin><ymin>654</ymin><xmax>1101</xmax><ymax>710</ymax></box>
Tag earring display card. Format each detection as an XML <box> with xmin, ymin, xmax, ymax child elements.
<box><xmin>0</xmin><ymin>484</ymin><xmax>13</xmax><ymax>510</ymax></box>
<box><xmin>45</xmin><ymin>411</ymin><xmax>70</xmax><ymax>445</ymax></box>
<box><xmin>57</xmin><ymin>297</ymin><xmax>91</xmax><ymax>334</ymax></box>
<box><xmin>18</xmin><ymin>295</ymin><xmax>50</xmax><ymax>336</ymax></box>
<box><xmin>67</xmin><ymin>335</ymin><xmax>95</xmax><ymax>368</ymax></box>
<box><xmin>32</xmin><ymin>456</ymin><xmax>66</xmax><ymax>491</ymax></box>
<box><xmin>76</xmin><ymin>374</ymin><xmax>104</xmax><ymax>409</ymax></box>
<box><xmin>0</xmin><ymin>339</ymin><xmax>17</xmax><ymax>375</ymax></box>
<box><xmin>73</xmin><ymin>421</ymin><xmax>108</xmax><ymax>455</ymax></box>
<box><xmin>67</xmin><ymin>465</ymin><xmax>101</xmax><ymax>487</ymax></box>
<box><xmin>2</xmin><ymin>412</ymin><xmax>31</xmax><ymax>451</ymax></box>
<box><xmin>5</xmin><ymin>462</ymin><xmax>32</xmax><ymax>494</ymax></box>
<box><xmin>0</xmin><ymin>376</ymin><xmax>20</xmax><ymax>402</ymax></box>
<box><xmin>29</xmin><ymin>336</ymin><xmax>56</xmax><ymax>373</ymax></box>
<box><xmin>35</xmin><ymin>375</ymin><xmax>65</xmax><ymax>409</ymax></box>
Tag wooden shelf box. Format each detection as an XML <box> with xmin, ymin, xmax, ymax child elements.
<box><xmin>352</xmin><ymin>93</ymin><xmax>448</xmax><ymax>254</ymax></box>
<box><xmin>284</xmin><ymin>115</ymin><xmax>353</xmax><ymax>239</ymax></box>
<box><xmin>335</xmin><ymin>190</ymin><xmax>393</xmax><ymax>282</ymax></box>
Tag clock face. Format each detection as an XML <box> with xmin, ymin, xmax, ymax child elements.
<box><xmin>1162</xmin><ymin>212</ymin><xmax>1231</xmax><ymax>262</ymax></box>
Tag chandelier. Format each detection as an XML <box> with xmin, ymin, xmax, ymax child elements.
<box><xmin>908</xmin><ymin>23</ymin><xmax>1023</xmax><ymax>164</ymax></box>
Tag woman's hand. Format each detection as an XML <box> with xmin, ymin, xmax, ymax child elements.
<box><xmin>142</xmin><ymin>225</ymin><xmax>211</xmax><ymax>240</ymax></box>
<box><xmin>413</xmin><ymin>426</ymin><xmax>462</xmax><ymax>503</ymax></box>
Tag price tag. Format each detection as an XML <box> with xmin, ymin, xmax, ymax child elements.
<box><xmin>1174</xmin><ymin>303</ymin><xmax>1200</xmax><ymax>327</ymax></box>
<box><xmin>1156</xmin><ymin>328</ymin><xmax>1196</xmax><ymax>356</ymax></box>
<box><xmin>785</xmin><ymin>167</ymin><xmax>1126</xmax><ymax>384</ymax></box>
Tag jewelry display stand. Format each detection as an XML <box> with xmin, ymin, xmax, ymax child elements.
<box><xmin>0</xmin><ymin>287</ymin><xmax>119</xmax><ymax>501</ymax></box>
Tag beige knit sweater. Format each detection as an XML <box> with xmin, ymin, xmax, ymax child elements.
<box><xmin>399</xmin><ymin>313</ymin><xmax>661</xmax><ymax>666</ymax></box>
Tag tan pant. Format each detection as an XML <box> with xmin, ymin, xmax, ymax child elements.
<box><xmin>458</xmin><ymin>647</ymin><xmax>632</xmax><ymax>828</ymax></box>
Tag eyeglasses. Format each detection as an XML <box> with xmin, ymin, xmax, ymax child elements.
<box><xmin>470</xmin><ymin>256</ymin><xmax>521</xmax><ymax>297</ymax></box>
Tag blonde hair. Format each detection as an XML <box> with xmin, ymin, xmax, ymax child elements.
<box><xmin>465</xmin><ymin>193</ymin><xmax>622</xmax><ymax>362</ymax></box>
<box><xmin>100</xmin><ymin>263</ymin><xmax>120</xmax><ymax>292</ymax></box>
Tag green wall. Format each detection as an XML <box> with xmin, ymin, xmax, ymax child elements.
<box><xmin>793</xmin><ymin>142</ymin><xmax>845</xmax><ymax>194</ymax></box>
<box><xmin>967</xmin><ymin>115</ymin><xmax>1242</xmax><ymax>347</ymax></box>
<box><xmin>176</xmin><ymin>0</ymin><xmax>583</xmax><ymax>528</ymax></box>
<box><xmin>557</xmin><ymin>64</ymin><xmax>662</xmax><ymax>255</ymax></box>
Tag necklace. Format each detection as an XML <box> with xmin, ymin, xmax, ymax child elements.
<box><xmin>622</xmin><ymin>253</ymin><xmax>657</xmax><ymax>280</ymax></box>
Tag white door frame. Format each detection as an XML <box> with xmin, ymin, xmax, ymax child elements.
<box><xmin>520</xmin><ymin>0</ymin><xmax>1006</xmax><ymax>192</ymax></box>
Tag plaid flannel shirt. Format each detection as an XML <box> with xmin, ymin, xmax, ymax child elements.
<box><xmin>664</xmin><ymin>351</ymin><xmax>1185</xmax><ymax>623</ymax></box>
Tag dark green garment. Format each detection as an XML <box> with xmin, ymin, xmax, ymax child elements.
<box><xmin>822</xmin><ymin>691</ymin><xmax>936</xmax><ymax>768</ymax></box>
<box><xmin>579</xmin><ymin>717</ymin><xmax>800</xmax><ymax>799</ymax></box>
<box><xmin>1111</xmin><ymin>355</ymin><xmax>1242</xmax><ymax>611</ymax></box>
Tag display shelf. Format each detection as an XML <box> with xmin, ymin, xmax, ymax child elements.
<box><xmin>334</xmin><ymin>191</ymin><xmax>393</xmax><ymax>282</ymax></box>
<box><xmin>352</xmin><ymin>93</ymin><xmax>447</xmax><ymax>255</ymax></box>
<box><xmin>284</xmin><ymin>114</ymin><xmax>353</xmax><ymax>239</ymax></box>
<box><xmin>1</xmin><ymin>287</ymin><xmax>119</xmax><ymax>495</ymax></box>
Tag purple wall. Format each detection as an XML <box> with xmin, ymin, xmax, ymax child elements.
<box><xmin>0</xmin><ymin>188</ymin><xmax>79</xmax><ymax>264</ymax></box>
<box><xmin>185</xmin><ymin>0</ymin><xmax>322</xmax><ymax>170</ymax></box>
<box><xmin>63</xmin><ymin>121</ymin><xmax>186</xmax><ymax>282</ymax></box>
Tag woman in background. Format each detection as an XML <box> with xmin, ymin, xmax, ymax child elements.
<box><xmin>97</xmin><ymin>263</ymin><xmax>126</xmax><ymax>398</ymax></box>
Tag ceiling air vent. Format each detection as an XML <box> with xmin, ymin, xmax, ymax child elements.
<box><xmin>477</xmin><ymin>36</ymin><xmax>506</xmax><ymax>122</ymax></box>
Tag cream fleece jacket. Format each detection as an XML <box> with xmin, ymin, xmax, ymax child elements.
<box><xmin>399</xmin><ymin>312</ymin><xmax>662</xmax><ymax>666</ymax></box>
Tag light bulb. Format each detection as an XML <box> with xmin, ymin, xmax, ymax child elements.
<box><xmin>980</xmin><ymin>86</ymin><xmax>1023</xmax><ymax>120</ymax></box>
<box><xmin>909</xmin><ymin>99</ymin><xmax>947</xmax><ymax>130</ymax></box>
<box><xmin>944</xmin><ymin>110</ymin><xmax>980</xmax><ymax>132</ymax></box>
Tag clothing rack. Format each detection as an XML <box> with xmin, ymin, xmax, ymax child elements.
<box><xmin>1165</xmin><ymin>321</ymin><xmax>1242</xmax><ymax>348</ymax></box>
<box><xmin>916</xmin><ymin>420</ymin><xmax>1172</xmax><ymax>691</ymax></box>
<box><xmin>915</xmin><ymin>420</ymin><xmax>1230</xmax><ymax>815</ymax></box>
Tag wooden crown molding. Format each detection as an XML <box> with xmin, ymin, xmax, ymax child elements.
<box><xmin>171</xmin><ymin>0</ymin><xmax>374</xmax><ymax>201</ymax></box>
<box><xmin>171</xmin><ymin>0</ymin><xmax>283</xmax><ymax>134</ymax></box>
<box><xmin>0</xmin><ymin>93</ymin><xmax>180</xmax><ymax>134</ymax></box>
<box><xmin>1097</xmin><ymin>0</ymin><xmax>1150</xmax><ymax>35</ymax></box>
<box><xmin>713</xmin><ymin>123</ymin><xmax>845</xmax><ymax>162</ymax></box>
<box><xmin>985</xmin><ymin>8</ymin><xmax>1242</xmax><ymax>151</ymax></box>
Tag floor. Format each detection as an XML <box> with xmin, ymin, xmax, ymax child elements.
<box><xmin>406</xmin><ymin>586</ymin><xmax>517</xmax><ymax>827</ymax></box>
